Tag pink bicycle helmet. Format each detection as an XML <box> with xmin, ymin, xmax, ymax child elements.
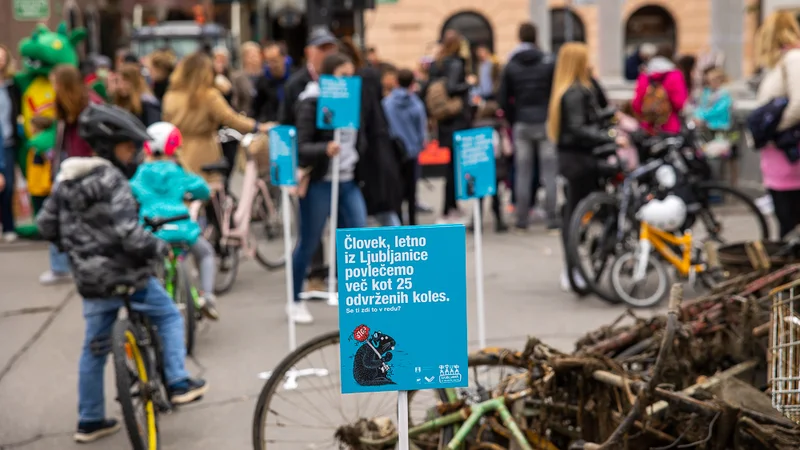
<box><xmin>144</xmin><ymin>122</ymin><xmax>183</xmax><ymax>157</ymax></box>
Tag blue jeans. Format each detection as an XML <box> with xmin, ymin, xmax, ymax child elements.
<box><xmin>1</xmin><ymin>145</ymin><xmax>14</xmax><ymax>233</ymax></box>
<box><xmin>374</xmin><ymin>211</ymin><xmax>402</xmax><ymax>227</ymax></box>
<box><xmin>79</xmin><ymin>277</ymin><xmax>189</xmax><ymax>422</ymax></box>
<box><xmin>49</xmin><ymin>244</ymin><xmax>71</xmax><ymax>274</ymax></box>
<box><xmin>292</xmin><ymin>180</ymin><xmax>367</xmax><ymax>301</ymax></box>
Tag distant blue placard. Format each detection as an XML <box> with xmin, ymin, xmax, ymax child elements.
<box><xmin>268</xmin><ymin>125</ymin><xmax>298</xmax><ymax>187</ymax></box>
<box><xmin>454</xmin><ymin>127</ymin><xmax>496</xmax><ymax>200</ymax></box>
<box><xmin>317</xmin><ymin>75</ymin><xmax>362</xmax><ymax>130</ymax></box>
<box><xmin>336</xmin><ymin>225</ymin><xmax>468</xmax><ymax>394</ymax></box>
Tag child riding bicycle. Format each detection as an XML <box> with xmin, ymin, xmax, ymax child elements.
<box><xmin>36</xmin><ymin>104</ymin><xmax>208</xmax><ymax>444</ymax></box>
<box><xmin>131</xmin><ymin>121</ymin><xmax>219</xmax><ymax>320</ymax></box>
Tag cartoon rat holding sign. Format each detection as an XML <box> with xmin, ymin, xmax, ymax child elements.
<box><xmin>352</xmin><ymin>325</ymin><xmax>396</xmax><ymax>386</ymax></box>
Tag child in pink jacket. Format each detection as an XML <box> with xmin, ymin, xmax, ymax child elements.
<box><xmin>632</xmin><ymin>45</ymin><xmax>689</xmax><ymax>135</ymax></box>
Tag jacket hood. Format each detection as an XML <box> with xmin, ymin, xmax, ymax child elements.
<box><xmin>510</xmin><ymin>47</ymin><xmax>546</xmax><ymax>66</ymax></box>
<box><xmin>646</xmin><ymin>56</ymin><xmax>677</xmax><ymax>74</ymax></box>
<box><xmin>264</xmin><ymin>57</ymin><xmax>292</xmax><ymax>81</ymax></box>
<box><xmin>508</xmin><ymin>42</ymin><xmax>536</xmax><ymax>60</ymax></box>
<box><xmin>298</xmin><ymin>81</ymin><xmax>320</xmax><ymax>101</ymax></box>
<box><xmin>387</xmin><ymin>88</ymin><xmax>415</xmax><ymax>108</ymax></box>
<box><xmin>133</xmin><ymin>161</ymin><xmax>186</xmax><ymax>197</ymax></box>
<box><xmin>56</xmin><ymin>157</ymin><xmax>112</xmax><ymax>182</ymax></box>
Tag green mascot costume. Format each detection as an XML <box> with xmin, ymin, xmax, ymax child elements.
<box><xmin>13</xmin><ymin>22</ymin><xmax>106</xmax><ymax>237</ymax></box>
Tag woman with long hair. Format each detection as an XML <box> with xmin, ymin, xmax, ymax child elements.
<box><xmin>39</xmin><ymin>64</ymin><xmax>104</xmax><ymax>285</ymax></box>
<box><xmin>338</xmin><ymin>36</ymin><xmax>404</xmax><ymax>227</ymax></box>
<box><xmin>0</xmin><ymin>44</ymin><xmax>20</xmax><ymax>242</ymax></box>
<box><xmin>547</xmin><ymin>43</ymin><xmax>627</xmax><ymax>290</ymax></box>
<box><xmin>162</xmin><ymin>51</ymin><xmax>269</xmax><ymax>181</ymax></box>
<box><xmin>290</xmin><ymin>53</ymin><xmax>369</xmax><ymax>324</ymax></box>
<box><xmin>427</xmin><ymin>30</ymin><xmax>476</xmax><ymax>223</ymax></box>
<box><xmin>113</xmin><ymin>63</ymin><xmax>161</xmax><ymax>126</ymax></box>
<box><xmin>754</xmin><ymin>11</ymin><xmax>800</xmax><ymax>238</ymax></box>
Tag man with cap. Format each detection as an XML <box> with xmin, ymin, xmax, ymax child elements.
<box><xmin>278</xmin><ymin>26</ymin><xmax>339</xmax><ymax>291</ymax></box>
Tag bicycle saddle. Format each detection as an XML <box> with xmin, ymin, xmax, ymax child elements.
<box><xmin>592</xmin><ymin>143</ymin><xmax>618</xmax><ymax>158</ymax></box>
<box><xmin>144</xmin><ymin>214</ymin><xmax>190</xmax><ymax>231</ymax></box>
<box><xmin>200</xmin><ymin>160</ymin><xmax>230</xmax><ymax>173</ymax></box>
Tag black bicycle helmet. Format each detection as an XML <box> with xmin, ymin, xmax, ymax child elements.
<box><xmin>78</xmin><ymin>103</ymin><xmax>151</xmax><ymax>177</ymax></box>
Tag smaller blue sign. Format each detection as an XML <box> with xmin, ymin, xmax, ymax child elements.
<box><xmin>336</xmin><ymin>225</ymin><xmax>468</xmax><ymax>394</ymax></box>
<box><xmin>317</xmin><ymin>75</ymin><xmax>362</xmax><ymax>130</ymax></box>
<box><xmin>268</xmin><ymin>125</ymin><xmax>298</xmax><ymax>187</ymax></box>
<box><xmin>454</xmin><ymin>127</ymin><xmax>497</xmax><ymax>200</ymax></box>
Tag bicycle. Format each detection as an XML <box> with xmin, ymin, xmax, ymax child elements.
<box><xmin>112</xmin><ymin>215</ymin><xmax>189</xmax><ymax>450</ymax></box>
<box><xmin>566</xmin><ymin>133</ymin><xmax>769</xmax><ymax>305</ymax></box>
<box><xmin>191</xmin><ymin>128</ymin><xmax>297</xmax><ymax>294</ymax></box>
<box><xmin>147</xmin><ymin>215</ymin><xmax>201</xmax><ymax>356</ymax></box>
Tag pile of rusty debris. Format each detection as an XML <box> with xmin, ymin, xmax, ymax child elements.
<box><xmin>473</xmin><ymin>252</ymin><xmax>800</xmax><ymax>450</ymax></box>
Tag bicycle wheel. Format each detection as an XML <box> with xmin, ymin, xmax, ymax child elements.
<box><xmin>112</xmin><ymin>319</ymin><xmax>159</xmax><ymax>450</ymax></box>
<box><xmin>252</xmin><ymin>186</ymin><xmax>297</xmax><ymax>270</ymax></box>
<box><xmin>176</xmin><ymin>259</ymin><xmax>197</xmax><ymax>356</ymax></box>
<box><xmin>691</xmin><ymin>182</ymin><xmax>770</xmax><ymax>245</ymax></box>
<box><xmin>566</xmin><ymin>192</ymin><xmax>624</xmax><ymax>305</ymax></box>
<box><xmin>252</xmin><ymin>331</ymin><xmax>455</xmax><ymax>450</ymax></box>
<box><xmin>610</xmin><ymin>250</ymin><xmax>670</xmax><ymax>308</ymax></box>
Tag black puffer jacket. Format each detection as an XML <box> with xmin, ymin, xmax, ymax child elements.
<box><xmin>497</xmin><ymin>47</ymin><xmax>554</xmax><ymax>124</ymax></box>
<box><xmin>557</xmin><ymin>83</ymin><xmax>615</xmax><ymax>180</ymax></box>
<box><xmin>37</xmin><ymin>157</ymin><xmax>168</xmax><ymax>298</ymax></box>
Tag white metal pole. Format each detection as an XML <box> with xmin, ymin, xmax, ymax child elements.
<box><xmin>282</xmin><ymin>188</ymin><xmax>296</xmax><ymax>351</ymax></box>
<box><xmin>327</xmin><ymin>129</ymin><xmax>342</xmax><ymax>306</ymax></box>
<box><xmin>397</xmin><ymin>391</ymin><xmax>410</xmax><ymax>450</ymax></box>
<box><xmin>473</xmin><ymin>199</ymin><xmax>487</xmax><ymax>349</ymax></box>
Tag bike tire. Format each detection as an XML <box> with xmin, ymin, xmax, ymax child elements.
<box><xmin>696</xmin><ymin>182</ymin><xmax>770</xmax><ymax>242</ymax></box>
<box><xmin>252</xmin><ymin>331</ymin><xmax>456</xmax><ymax>449</ymax></box>
<box><xmin>214</xmin><ymin>244</ymin><xmax>240</xmax><ymax>295</ymax></box>
<box><xmin>176</xmin><ymin>259</ymin><xmax>197</xmax><ymax>356</ymax></box>
<box><xmin>610</xmin><ymin>251</ymin><xmax>670</xmax><ymax>308</ymax></box>
<box><xmin>112</xmin><ymin>319</ymin><xmax>159</xmax><ymax>450</ymax></box>
<box><xmin>252</xmin><ymin>188</ymin><xmax>296</xmax><ymax>270</ymax></box>
<box><xmin>566</xmin><ymin>192</ymin><xmax>623</xmax><ymax>305</ymax></box>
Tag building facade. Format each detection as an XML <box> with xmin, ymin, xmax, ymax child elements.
<box><xmin>363</xmin><ymin>0</ymin><xmax>781</xmax><ymax>79</ymax></box>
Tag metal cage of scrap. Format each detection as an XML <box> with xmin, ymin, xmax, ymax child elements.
<box><xmin>770</xmin><ymin>278</ymin><xmax>800</xmax><ymax>423</ymax></box>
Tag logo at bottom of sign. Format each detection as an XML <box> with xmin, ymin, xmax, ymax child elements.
<box><xmin>438</xmin><ymin>364</ymin><xmax>462</xmax><ymax>384</ymax></box>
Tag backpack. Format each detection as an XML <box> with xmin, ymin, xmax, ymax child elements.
<box><xmin>424</xmin><ymin>78</ymin><xmax>463</xmax><ymax>121</ymax></box>
<box><xmin>638</xmin><ymin>78</ymin><xmax>673</xmax><ymax>130</ymax></box>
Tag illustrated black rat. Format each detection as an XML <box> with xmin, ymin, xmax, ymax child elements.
<box><xmin>353</xmin><ymin>332</ymin><xmax>396</xmax><ymax>386</ymax></box>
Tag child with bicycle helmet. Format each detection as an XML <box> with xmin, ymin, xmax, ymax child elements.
<box><xmin>131</xmin><ymin>121</ymin><xmax>219</xmax><ymax>320</ymax></box>
<box><xmin>36</xmin><ymin>104</ymin><xmax>208</xmax><ymax>444</ymax></box>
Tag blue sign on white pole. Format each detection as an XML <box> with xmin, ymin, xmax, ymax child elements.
<box><xmin>336</xmin><ymin>225</ymin><xmax>468</xmax><ymax>394</ymax></box>
<box><xmin>268</xmin><ymin>125</ymin><xmax>298</xmax><ymax>187</ymax></box>
<box><xmin>317</xmin><ymin>75</ymin><xmax>362</xmax><ymax>130</ymax></box>
<box><xmin>454</xmin><ymin>127</ymin><xmax>496</xmax><ymax>200</ymax></box>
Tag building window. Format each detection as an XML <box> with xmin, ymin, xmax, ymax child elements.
<box><xmin>441</xmin><ymin>11</ymin><xmax>494</xmax><ymax>73</ymax></box>
<box><xmin>625</xmin><ymin>5</ymin><xmax>676</xmax><ymax>52</ymax></box>
<box><xmin>551</xmin><ymin>8</ymin><xmax>585</xmax><ymax>54</ymax></box>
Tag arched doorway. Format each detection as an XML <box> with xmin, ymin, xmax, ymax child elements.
<box><xmin>625</xmin><ymin>5</ymin><xmax>677</xmax><ymax>52</ymax></box>
<box><xmin>441</xmin><ymin>11</ymin><xmax>494</xmax><ymax>73</ymax></box>
<box><xmin>550</xmin><ymin>8</ymin><xmax>585</xmax><ymax>55</ymax></box>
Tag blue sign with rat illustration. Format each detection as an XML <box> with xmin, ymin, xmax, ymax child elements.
<box><xmin>454</xmin><ymin>127</ymin><xmax>496</xmax><ymax>200</ymax></box>
<box><xmin>317</xmin><ymin>75</ymin><xmax>362</xmax><ymax>130</ymax></box>
<box><xmin>268</xmin><ymin>125</ymin><xmax>298</xmax><ymax>186</ymax></box>
<box><xmin>336</xmin><ymin>224</ymin><xmax>468</xmax><ymax>394</ymax></box>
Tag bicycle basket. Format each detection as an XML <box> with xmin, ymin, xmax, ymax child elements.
<box><xmin>769</xmin><ymin>278</ymin><xmax>800</xmax><ymax>424</ymax></box>
<box><xmin>235</xmin><ymin>133</ymin><xmax>271</xmax><ymax>177</ymax></box>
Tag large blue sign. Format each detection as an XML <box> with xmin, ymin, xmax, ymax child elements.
<box><xmin>454</xmin><ymin>127</ymin><xmax>497</xmax><ymax>200</ymax></box>
<box><xmin>336</xmin><ymin>225</ymin><xmax>468</xmax><ymax>394</ymax></box>
<box><xmin>317</xmin><ymin>75</ymin><xmax>362</xmax><ymax>130</ymax></box>
<box><xmin>268</xmin><ymin>125</ymin><xmax>298</xmax><ymax>187</ymax></box>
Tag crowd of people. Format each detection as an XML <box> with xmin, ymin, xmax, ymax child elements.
<box><xmin>1</xmin><ymin>9</ymin><xmax>800</xmax><ymax>443</ymax></box>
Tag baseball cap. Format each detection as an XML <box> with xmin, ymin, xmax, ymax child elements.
<box><xmin>307</xmin><ymin>27</ymin><xmax>338</xmax><ymax>48</ymax></box>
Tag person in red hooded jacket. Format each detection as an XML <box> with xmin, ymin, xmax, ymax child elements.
<box><xmin>632</xmin><ymin>44</ymin><xmax>689</xmax><ymax>135</ymax></box>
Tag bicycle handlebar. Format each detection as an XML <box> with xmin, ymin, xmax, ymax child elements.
<box><xmin>218</xmin><ymin>128</ymin><xmax>256</xmax><ymax>147</ymax></box>
<box><xmin>144</xmin><ymin>214</ymin><xmax>190</xmax><ymax>232</ymax></box>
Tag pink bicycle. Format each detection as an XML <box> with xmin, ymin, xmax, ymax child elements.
<box><xmin>190</xmin><ymin>128</ymin><xmax>297</xmax><ymax>294</ymax></box>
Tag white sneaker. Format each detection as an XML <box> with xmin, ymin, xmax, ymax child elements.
<box><xmin>572</xmin><ymin>268</ymin><xmax>588</xmax><ymax>290</ymax></box>
<box><xmin>39</xmin><ymin>270</ymin><xmax>72</xmax><ymax>286</ymax></box>
<box><xmin>2</xmin><ymin>232</ymin><xmax>17</xmax><ymax>242</ymax></box>
<box><xmin>560</xmin><ymin>268</ymin><xmax>588</xmax><ymax>292</ymax></box>
<box><xmin>560</xmin><ymin>271</ymin><xmax>570</xmax><ymax>292</ymax></box>
<box><xmin>326</xmin><ymin>292</ymin><xmax>339</xmax><ymax>306</ymax></box>
<box><xmin>287</xmin><ymin>301</ymin><xmax>314</xmax><ymax>324</ymax></box>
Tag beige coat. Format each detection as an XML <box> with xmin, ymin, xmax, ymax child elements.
<box><xmin>162</xmin><ymin>87</ymin><xmax>256</xmax><ymax>181</ymax></box>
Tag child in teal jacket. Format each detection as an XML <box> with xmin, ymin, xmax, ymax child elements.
<box><xmin>694</xmin><ymin>67</ymin><xmax>734</xmax><ymax>131</ymax></box>
<box><xmin>130</xmin><ymin>122</ymin><xmax>219</xmax><ymax>320</ymax></box>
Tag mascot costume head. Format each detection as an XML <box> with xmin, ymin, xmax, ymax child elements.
<box><xmin>13</xmin><ymin>22</ymin><xmax>105</xmax><ymax>235</ymax></box>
